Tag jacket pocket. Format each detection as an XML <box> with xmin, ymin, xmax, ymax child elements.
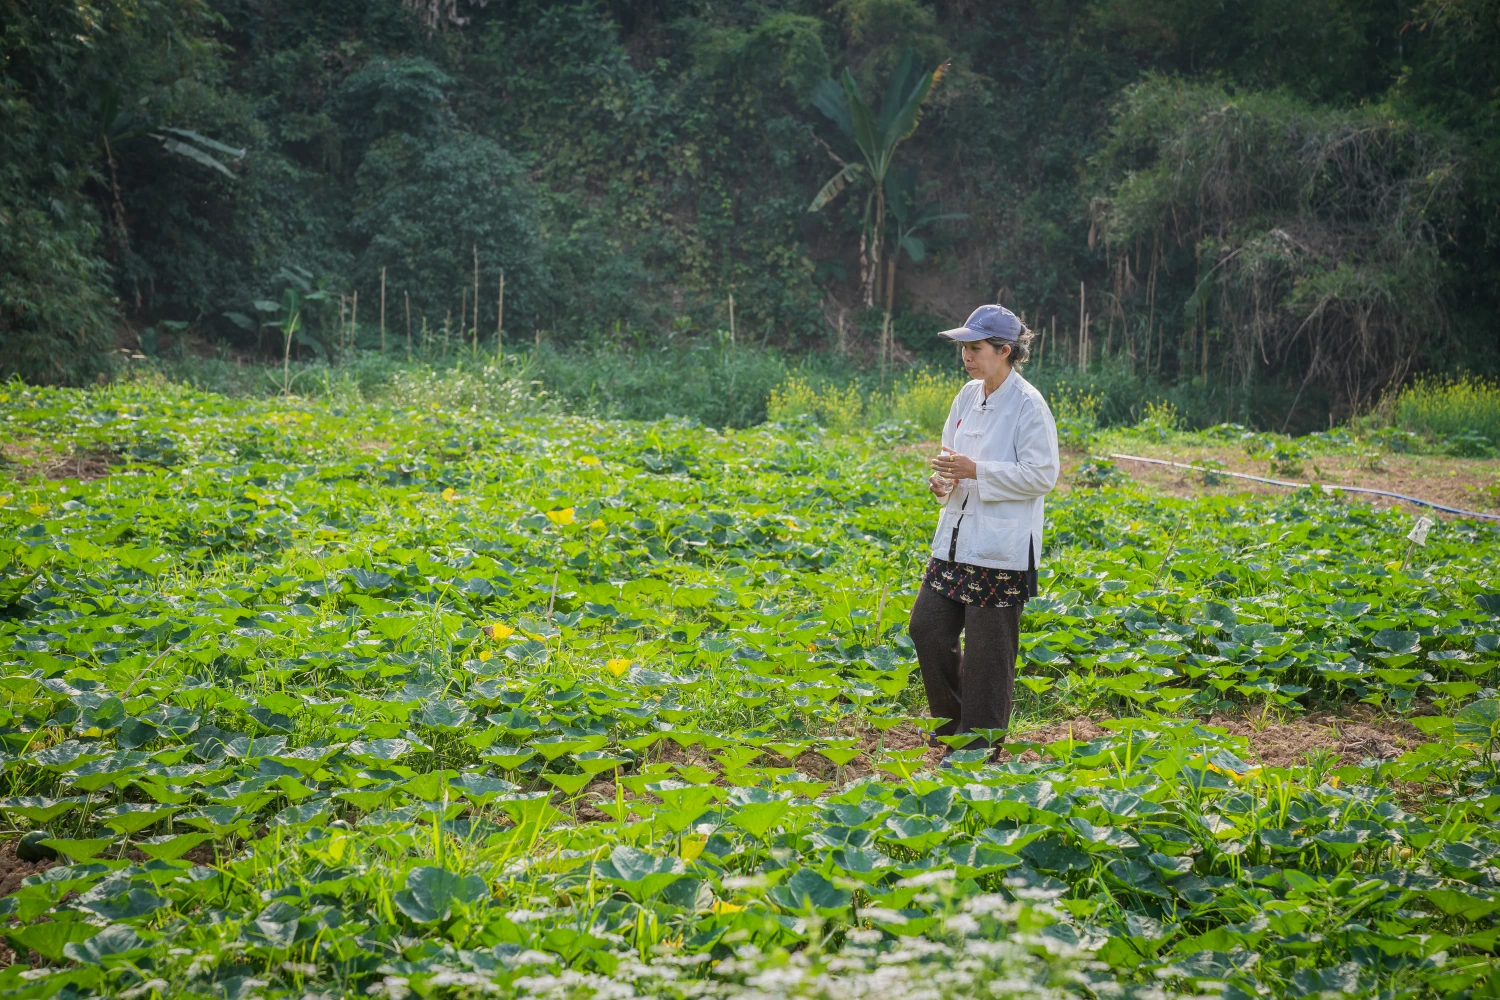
<box><xmin>974</xmin><ymin>515</ymin><xmax>1022</xmax><ymax>565</ymax></box>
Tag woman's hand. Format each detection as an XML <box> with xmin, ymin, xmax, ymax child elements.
<box><xmin>928</xmin><ymin>473</ymin><xmax>954</xmax><ymax>499</ymax></box>
<box><xmin>931</xmin><ymin>447</ymin><xmax>977</xmax><ymax>482</ymax></box>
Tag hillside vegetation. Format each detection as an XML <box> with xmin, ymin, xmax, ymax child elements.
<box><xmin>4</xmin><ymin>0</ymin><xmax>1499</xmax><ymax>429</ymax></box>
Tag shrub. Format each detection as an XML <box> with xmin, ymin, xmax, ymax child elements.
<box><xmin>766</xmin><ymin>374</ymin><xmax>866</xmax><ymax>435</ymax></box>
<box><xmin>0</xmin><ymin>192</ymin><xmax>120</xmax><ymax>386</ymax></box>
<box><xmin>766</xmin><ymin>375</ymin><xmax>821</xmax><ymax>424</ymax></box>
<box><xmin>1134</xmin><ymin>399</ymin><xmax>1181</xmax><ymax>441</ymax></box>
<box><xmin>1050</xmin><ymin>385</ymin><xmax>1102</xmax><ymax>451</ymax></box>
<box><xmin>870</xmin><ymin>369</ymin><xmax>965</xmax><ymax>438</ymax></box>
<box><xmin>1444</xmin><ymin>429</ymin><xmax>1495</xmax><ymax>459</ymax></box>
<box><xmin>1074</xmin><ymin>456</ymin><xmax>1126</xmax><ymax>487</ymax></box>
<box><xmin>383</xmin><ymin>358</ymin><xmax>553</xmax><ymax>416</ymax></box>
<box><xmin>1394</xmin><ymin>375</ymin><xmax>1500</xmax><ymax>444</ymax></box>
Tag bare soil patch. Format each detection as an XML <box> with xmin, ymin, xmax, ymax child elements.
<box><xmin>1081</xmin><ymin>444</ymin><xmax>1500</xmax><ymax>518</ymax></box>
<box><xmin>1008</xmin><ymin>703</ymin><xmax>1427</xmax><ymax>769</ymax></box>
<box><xmin>0</xmin><ymin>441</ymin><xmax>117</xmax><ymax>483</ymax></box>
<box><xmin>0</xmin><ymin>835</ymin><xmax>57</xmax><ymax>899</ymax></box>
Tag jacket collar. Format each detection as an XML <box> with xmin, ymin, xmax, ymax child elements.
<box><xmin>975</xmin><ymin>370</ymin><xmax>1023</xmax><ymax>407</ymax></box>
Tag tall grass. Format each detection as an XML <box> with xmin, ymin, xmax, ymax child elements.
<box><xmin>767</xmin><ymin>369</ymin><xmax>967</xmax><ymax>437</ymax></box>
<box><xmin>1393</xmin><ymin>375</ymin><xmax>1500</xmax><ymax>442</ymax></box>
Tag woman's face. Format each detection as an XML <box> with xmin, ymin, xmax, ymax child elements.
<box><xmin>960</xmin><ymin>339</ymin><xmax>1011</xmax><ymax>382</ymax></box>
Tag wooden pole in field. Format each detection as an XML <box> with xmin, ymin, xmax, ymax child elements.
<box><xmin>1078</xmin><ymin>281</ymin><xmax>1085</xmax><ymax>372</ymax></box>
<box><xmin>351</xmin><ymin>291</ymin><xmax>359</xmax><ymax>350</ymax></box>
<box><xmin>339</xmin><ymin>295</ymin><xmax>347</xmax><ymax>351</ymax></box>
<box><xmin>728</xmin><ymin>293</ymin><xmax>736</xmax><ymax>345</ymax></box>
<box><xmin>459</xmin><ymin>288</ymin><xmax>466</xmax><ymax>351</ymax></box>
<box><xmin>497</xmin><ymin>272</ymin><xmax>505</xmax><ymax>344</ymax></box>
<box><xmin>1084</xmin><ymin>310</ymin><xmax>1091</xmax><ymax>374</ymax></box>
<box><xmin>380</xmin><ymin>266</ymin><xmax>387</xmax><ymax>352</ymax></box>
<box><xmin>405</xmin><ymin>291</ymin><xmax>412</xmax><ymax>359</ymax></box>
<box><xmin>472</xmin><ymin>244</ymin><xmax>480</xmax><ymax>354</ymax></box>
<box><xmin>882</xmin><ymin>256</ymin><xmax>896</xmax><ymax>386</ymax></box>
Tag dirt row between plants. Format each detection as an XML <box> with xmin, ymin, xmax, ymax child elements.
<box><xmin>1076</xmin><ymin>444</ymin><xmax>1500</xmax><ymax>518</ymax></box>
<box><xmin>573</xmin><ymin>704</ymin><xmax>1433</xmax><ymax>822</ymax></box>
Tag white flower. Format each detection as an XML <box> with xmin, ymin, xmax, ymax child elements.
<box><xmin>896</xmin><ymin>868</ymin><xmax>955</xmax><ymax>888</ymax></box>
<box><xmin>859</xmin><ymin>907</ymin><xmax>908</xmax><ymax>924</ymax></box>
<box><xmin>365</xmin><ymin>976</ymin><xmax>410</xmax><ymax>1000</ymax></box>
<box><xmin>942</xmin><ymin>914</ymin><xmax>980</xmax><ymax>936</ymax></box>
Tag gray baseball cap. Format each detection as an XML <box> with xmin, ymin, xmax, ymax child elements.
<box><xmin>938</xmin><ymin>304</ymin><xmax>1022</xmax><ymax>342</ymax></box>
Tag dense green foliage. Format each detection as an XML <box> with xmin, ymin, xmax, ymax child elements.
<box><xmin>3</xmin><ymin>0</ymin><xmax>1498</xmax><ymax>423</ymax></box>
<box><xmin>2</xmin><ymin>380</ymin><xmax>1500</xmax><ymax>997</ymax></box>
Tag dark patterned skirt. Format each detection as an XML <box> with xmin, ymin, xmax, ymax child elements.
<box><xmin>921</xmin><ymin>557</ymin><xmax>1036</xmax><ymax>608</ymax></box>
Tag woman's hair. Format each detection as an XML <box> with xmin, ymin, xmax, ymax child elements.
<box><xmin>980</xmin><ymin>325</ymin><xmax>1034</xmax><ymax>369</ymax></box>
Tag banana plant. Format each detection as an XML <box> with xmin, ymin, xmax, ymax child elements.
<box><xmin>91</xmin><ymin>82</ymin><xmax>245</xmax><ymax>252</ymax></box>
<box><xmin>885</xmin><ymin>165</ymin><xmax>967</xmax><ymax>270</ymax></box>
<box><xmin>808</xmin><ymin>49</ymin><xmax>949</xmax><ymax>307</ymax></box>
<box><xmin>267</xmin><ymin>287</ymin><xmax>303</xmax><ymax>398</ymax></box>
<box><xmin>877</xmin><ymin>165</ymin><xmax>966</xmax><ymax>373</ymax></box>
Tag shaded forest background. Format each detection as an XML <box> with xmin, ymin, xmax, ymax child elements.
<box><xmin>3</xmin><ymin>0</ymin><xmax>1498</xmax><ymax>431</ymax></box>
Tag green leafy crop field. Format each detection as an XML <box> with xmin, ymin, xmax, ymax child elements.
<box><xmin>1</xmin><ymin>378</ymin><xmax>1499</xmax><ymax>999</ymax></box>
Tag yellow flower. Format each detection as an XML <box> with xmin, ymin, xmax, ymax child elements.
<box><xmin>482</xmin><ymin>624</ymin><xmax>515</xmax><ymax>640</ymax></box>
<box><xmin>28</xmin><ymin>503</ymin><xmax>47</xmax><ymax>516</ymax></box>
<box><xmin>546</xmin><ymin>507</ymin><xmax>576</xmax><ymax>525</ymax></box>
<box><xmin>579</xmin><ymin>455</ymin><xmax>601</xmax><ymax>467</ymax></box>
<box><xmin>711</xmin><ymin>899</ymin><xmax>744</xmax><ymax>914</ymax></box>
<box><xmin>441</xmin><ymin>487</ymin><xmax>459</xmax><ymax>503</ymax></box>
<box><xmin>478</xmin><ymin>650</ymin><xmax>492</xmax><ymax>662</ymax></box>
<box><xmin>589</xmin><ymin>518</ymin><xmax>606</xmax><ymax>531</ymax></box>
<box><xmin>605</xmin><ymin>658</ymin><xmax>632</xmax><ymax>677</ymax></box>
<box><xmin>680</xmin><ymin>833</ymin><xmax>708</xmax><ymax>861</ymax></box>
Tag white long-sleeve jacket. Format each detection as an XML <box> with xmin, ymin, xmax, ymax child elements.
<box><xmin>928</xmin><ymin>371</ymin><xmax>1060</xmax><ymax>570</ymax></box>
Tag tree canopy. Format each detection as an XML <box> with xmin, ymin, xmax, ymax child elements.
<box><xmin>1</xmin><ymin>0</ymin><xmax>1496</xmax><ymax>427</ymax></box>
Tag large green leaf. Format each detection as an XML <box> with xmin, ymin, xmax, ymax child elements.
<box><xmin>1456</xmin><ymin>699</ymin><xmax>1500</xmax><ymax>741</ymax></box>
<box><xmin>63</xmin><ymin>923</ymin><xmax>148</xmax><ymax>964</ymax></box>
<box><xmin>768</xmin><ymin>867</ymin><xmax>851</xmax><ymax>915</ymax></box>
<box><xmin>7</xmin><ymin>918</ymin><xmax>97</xmax><ymax>961</ymax></box>
<box><xmin>392</xmin><ymin>866</ymin><xmax>488</xmax><ymax>923</ymax></box>
<box><xmin>592</xmin><ymin>846</ymin><xmax>686</xmax><ymax>900</ymax></box>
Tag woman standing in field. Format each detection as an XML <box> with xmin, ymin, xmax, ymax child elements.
<box><xmin>910</xmin><ymin>304</ymin><xmax>1060</xmax><ymax>757</ymax></box>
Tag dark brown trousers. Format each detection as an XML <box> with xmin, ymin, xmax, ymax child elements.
<box><xmin>908</xmin><ymin>585</ymin><xmax>1021</xmax><ymax>746</ymax></box>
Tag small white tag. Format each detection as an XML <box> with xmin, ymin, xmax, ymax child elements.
<box><xmin>1407</xmin><ymin>515</ymin><xmax>1435</xmax><ymax>547</ymax></box>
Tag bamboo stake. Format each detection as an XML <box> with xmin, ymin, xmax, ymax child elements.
<box><xmin>405</xmin><ymin>291</ymin><xmax>412</xmax><ymax>359</ymax></box>
<box><xmin>728</xmin><ymin>293</ymin><xmax>735</xmax><ymax>345</ymax></box>
<box><xmin>496</xmin><ymin>271</ymin><xmax>505</xmax><ymax>359</ymax></box>
<box><xmin>1077</xmin><ymin>281</ymin><xmax>1085</xmax><ymax>371</ymax></box>
<box><xmin>443</xmin><ymin>311</ymin><xmax>450</xmax><ymax>360</ymax></box>
<box><xmin>380</xmin><ymin>266</ymin><xmax>387</xmax><ymax>352</ymax></box>
<box><xmin>472</xmin><ymin>244</ymin><xmax>480</xmax><ymax>354</ymax></box>
<box><xmin>351</xmin><ymin>291</ymin><xmax>358</xmax><ymax>350</ymax></box>
<box><xmin>881</xmin><ymin>256</ymin><xmax>896</xmax><ymax>386</ymax></box>
<box><xmin>339</xmin><ymin>295</ymin><xmax>347</xmax><ymax>351</ymax></box>
<box><xmin>1083</xmin><ymin>310</ymin><xmax>1091</xmax><ymax>374</ymax></box>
